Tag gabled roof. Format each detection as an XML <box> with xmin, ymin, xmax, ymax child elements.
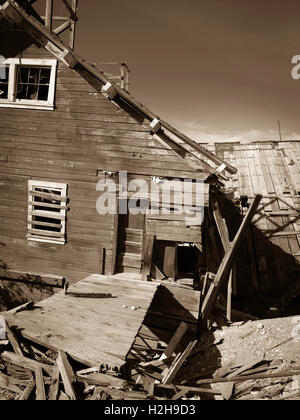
<box><xmin>0</xmin><ymin>0</ymin><xmax>237</xmax><ymax>178</ymax></box>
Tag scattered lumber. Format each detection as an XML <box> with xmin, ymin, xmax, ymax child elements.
<box><xmin>1</xmin><ymin>351</ymin><xmax>54</xmax><ymax>377</ymax></box>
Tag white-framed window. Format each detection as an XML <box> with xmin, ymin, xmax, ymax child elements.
<box><xmin>28</xmin><ymin>180</ymin><xmax>68</xmax><ymax>245</ymax></box>
<box><xmin>0</xmin><ymin>59</ymin><xmax>57</xmax><ymax>110</ymax></box>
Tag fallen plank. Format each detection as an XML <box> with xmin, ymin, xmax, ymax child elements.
<box><xmin>161</xmin><ymin>321</ymin><xmax>188</xmax><ymax>360</ymax></box>
<box><xmin>0</xmin><ymin>269</ymin><xmax>64</xmax><ymax>288</ymax></box>
<box><xmin>5</xmin><ymin>301</ymin><xmax>34</xmax><ymax>316</ymax></box>
<box><xmin>76</xmin><ymin>372</ymin><xmax>127</xmax><ymax>388</ymax></box>
<box><xmin>172</xmin><ymin>389</ymin><xmax>188</xmax><ymax>400</ymax></box>
<box><xmin>48</xmin><ymin>364</ymin><xmax>60</xmax><ymax>401</ymax></box>
<box><xmin>156</xmin><ymin>383</ymin><xmax>222</xmax><ymax>396</ymax></box>
<box><xmin>65</xmin><ymin>292</ymin><xmax>113</xmax><ymax>298</ymax></box>
<box><xmin>1</xmin><ymin>351</ymin><xmax>54</xmax><ymax>377</ymax></box>
<box><xmin>215</xmin><ymin>303</ymin><xmax>258</xmax><ymax>321</ymax></box>
<box><xmin>35</xmin><ymin>366</ymin><xmax>46</xmax><ymax>400</ymax></box>
<box><xmin>57</xmin><ymin>350</ymin><xmax>77</xmax><ymax>400</ymax></box>
<box><xmin>162</xmin><ymin>340</ymin><xmax>197</xmax><ymax>384</ymax></box>
<box><xmin>227</xmin><ymin>358</ymin><xmax>265</xmax><ymax>378</ymax></box>
<box><xmin>193</xmin><ymin>369</ymin><xmax>300</xmax><ymax>385</ymax></box>
<box><xmin>143</xmin><ymin>377</ymin><xmax>155</xmax><ymax>396</ymax></box>
<box><xmin>5</xmin><ymin>321</ymin><xmax>23</xmax><ymax>356</ymax></box>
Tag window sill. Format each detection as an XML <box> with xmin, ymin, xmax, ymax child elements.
<box><xmin>27</xmin><ymin>236</ymin><xmax>65</xmax><ymax>245</ymax></box>
<box><xmin>0</xmin><ymin>102</ymin><xmax>54</xmax><ymax>111</ymax></box>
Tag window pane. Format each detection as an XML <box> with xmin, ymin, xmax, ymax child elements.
<box><xmin>16</xmin><ymin>66</ymin><xmax>50</xmax><ymax>101</ymax></box>
<box><xmin>0</xmin><ymin>66</ymin><xmax>9</xmax><ymax>99</ymax></box>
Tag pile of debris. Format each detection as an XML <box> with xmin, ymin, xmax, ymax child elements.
<box><xmin>1</xmin><ymin>310</ymin><xmax>300</xmax><ymax>401</ymax></box>
<box><xmin>129</xmin><ymin>321</ymin><xmax>300</xmax><ymax>400</ymax></box>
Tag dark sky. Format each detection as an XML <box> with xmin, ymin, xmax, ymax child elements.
<box><xmin>54</xmin><ymin>1</ymin><xmax>300</xmax><ymax>142</ymax></box>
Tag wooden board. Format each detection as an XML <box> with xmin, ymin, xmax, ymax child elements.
<box><xmin>3</xmin><ymin>274</ymin><xmax>158</xmax><ymax>369</ymax></box>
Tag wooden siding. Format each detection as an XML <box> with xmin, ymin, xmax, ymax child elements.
<box><xmin>0</xmin><ymin>32</ymin><xmax>209</xmax><ymax>282</ymax></box>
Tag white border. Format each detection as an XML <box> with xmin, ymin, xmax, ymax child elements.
<box><xmin>0</xmin><ymin>59</ymin><xmax>57</xmax><ymax>110</ymax></box>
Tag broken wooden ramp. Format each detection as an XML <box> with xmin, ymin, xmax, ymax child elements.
<box><xmin>2</xmin><ymin>274</ymin><xmax>159</xmax><ymax>370</ymax></box>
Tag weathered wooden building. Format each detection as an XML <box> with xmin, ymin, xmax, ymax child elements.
<box><xmin>1</xmin><ymin>1</ymin><xmax>298</xmax><ymax>310</ymax></box>
<box><xmin>0</xmin><ymin>0</ymin><xmax>236</xmax><ymax>285</ymax></box>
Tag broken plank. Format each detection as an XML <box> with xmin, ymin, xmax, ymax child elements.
<box><xmin>193</xmin><ymin>369</ymin><xmax>300</xmax><ymax>385</ymax></box>
<box><xmin>172</xmin><ymin>389</ymin><xmax>188</xmax><ymax>400</ymax></box>
<box><xmin>35</xmin><ymin>366</ymin><xmax>46</xmax><ymax>400</ymax></box>
<box><xmin>48</xmin><ymin>364</ymin><xmax>60</xmax><ymax>401</ymax></box>
<box><xmin>156</xmin><ymin>383</ymin><xmax>222</xmax><ymax>396</ymax></box>
<box><xmin>161</xmin><ymin>321</ymin><xmax>188</xmax><ymax>360</ymax></box>
<box><xmin>75</xmin><ymin>372</ymin><xmax>127</xmax><ymax>388</ymax></box>
<box><xmin>57</xmin><ymin>350</ymin><xmax>76</xmax><ymax>400</ymax></box>
<box><xmin>1</xmin><ymin>351</ymin><xmax>54</xmax><ymax>377</ymax></box>
<box><xmin>5</xmin><ymin>321</ymin><xmax>23</xmax><ymax>356</ymax></box>
<box><xmin>162</xmin><ymin>340</ymin><xmax>197</xmax><ymax>384</ymax></box>
<box><xmin>5</xmin><ymin>301</ymin><xmax>34</xmax><ymax>315</ymax></box>
<box><xmin>227</xmin><ymin>358</ymin><xmax>265</xmax><ymax>378</ymax></box>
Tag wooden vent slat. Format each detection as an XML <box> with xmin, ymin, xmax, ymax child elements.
<box><xmin>28</xmin><ymin>201</ymin><xmax>68</xmax><ymax>210</ymax></box>
<box><xmin>27</xmin><ymin>229</ymin><xmax>65</xmax><ymax>238</ymax></box>
<box><xmin>29</xmin><ymin>210</ymin><xmax>65</xmax><ymax>221</ymax></box>
<box><xmin>29</xmin><ymin>190</ymin><xmax>67</xmax><ymax>202</ymax></box>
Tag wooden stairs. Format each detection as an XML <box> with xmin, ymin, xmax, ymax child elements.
<box><xmin>117</xmin><ymin>228</ymin><xmax>143</xmax><ymax>274</ymax></box>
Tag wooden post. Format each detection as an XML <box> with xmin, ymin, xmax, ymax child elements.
<box><xmin>120</xmin><ymin>64</ymin><xmax>125</xmax><ymax>90</ymax></box>
<box><xmin>45</xmin><ymin>0</ymin><xmax>53</xmax><ymax>30</ymax></box>
<box><xmin>202</xmin><ymin>195</ymin><xmax>262</xmax><ymax>322</ymax></box>
<box><xmin>69</xmin><ymin>0</ymin><xmax>78</xmax><ymax>49</ymax></box>
<box><xmin>212</xmin><ymin>195</ymin><xmax>235</xmax><ymax>322</ymax></box>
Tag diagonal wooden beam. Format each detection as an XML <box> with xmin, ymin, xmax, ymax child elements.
<box><xmin>201</xmin><ymin>194</ymin><xmax>262</xmax><ymax>322</ymax></box>
<box><xmin>53</xmin><ymin>19</ymin><xmax>70</xmax><ymax>35</ymax></box>
<box><xmin>62</xmin><ymin>0</ymin><xmax>78</xmax><ymax>21</ymax></box>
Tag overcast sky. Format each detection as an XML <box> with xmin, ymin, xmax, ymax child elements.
<box><xmin>51</xmin><ymin>0</ymin><xmax>300</xmax><ymax>142</ymax></box>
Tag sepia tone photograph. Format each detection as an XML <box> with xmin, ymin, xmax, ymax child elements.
<box><xmin>0</xmin><ymin>0</ymin><xmax>299</xmax><ymax>405</ymax></box>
